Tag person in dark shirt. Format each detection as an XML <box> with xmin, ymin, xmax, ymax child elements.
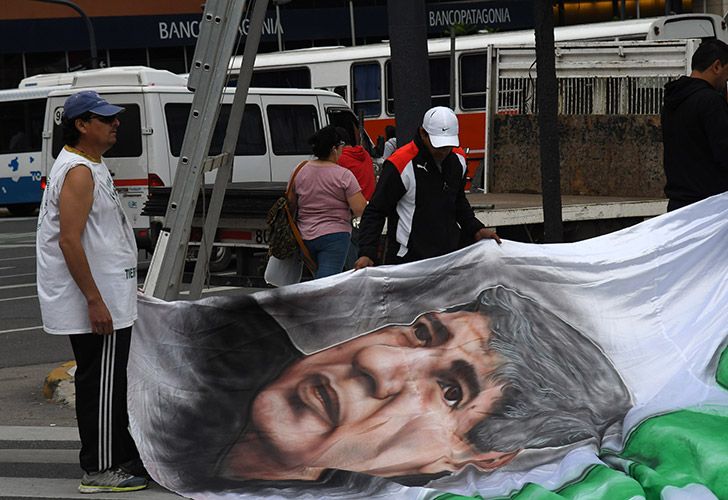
<box><xmin>662</xmin><ymin>39</ymin><xmax>728</xmax><ymax>212</ymax></box>
<box><xmin>355</xmin><ymin>106</ymin><xmax>500</xmax><ymax>268</ymax></box>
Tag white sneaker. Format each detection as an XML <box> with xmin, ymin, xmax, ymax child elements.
<box><xmin>78</xmin><ymin>466</ymin><xmax>148</xmax><ymax>493</ymax></box>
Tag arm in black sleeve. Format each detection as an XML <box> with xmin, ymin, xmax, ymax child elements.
<box><xmin>455</xmin><ymin>172</ymin><xmax>485</xmax><ymax>238</ymax></box>
<box><xmin>703</xmin><ymin>94</ymin><xmax>728</xmax><ymax>171</ymax></box>
<box><xmin>357</xmin><ymin>161</ymin><xmax>406</xmax><ymax>262</ymax></box>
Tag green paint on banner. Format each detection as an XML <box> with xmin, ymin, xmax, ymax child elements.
<box><xmin>716</xmin><ymin>346</ymin><xmax>728</xmax><ymax>389</ymax></box>
<box><xmin>434</xmin><ymin>465</ymin><xmax>644</xmax><ymax>500</ymax></box>
<box><xmin>554</xmin><ymin>464</ymin><xmax>643</xmax><ymax>499</ymax></box>
<box><xmin>622</xmin><ymin>409</ymin><xmax>728</xmax><ymax>499</ymax></box>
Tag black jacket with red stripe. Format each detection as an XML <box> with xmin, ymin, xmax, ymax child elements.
<box><xmin>358</xmin><ymin>135</ymin><xmax>485</xmax><ymax>264</ymax></box>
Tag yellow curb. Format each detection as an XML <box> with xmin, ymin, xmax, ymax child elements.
<box><xmin>43</xmin><ymin>360</ymin><xmax>76</xmax><ymax>400</ymax></box>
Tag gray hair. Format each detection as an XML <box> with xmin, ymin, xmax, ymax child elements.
<box><xmin>455</xmin><ymin>286</ymin><xmax>631</xmax><ymax>453</ymax></box>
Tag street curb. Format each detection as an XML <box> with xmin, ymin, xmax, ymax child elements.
<box><xmin>43</xmin><ymin>360</ymin><xmax>76</xmax><ymax>408</ymax></box>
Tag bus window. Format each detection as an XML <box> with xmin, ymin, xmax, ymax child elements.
<box><xmin>385</xmin><ymin>58</ymin><xmax>451</xmax><ymax>112</ymax></box>
<box><xmin>0</xmin><ymin>99</ymin><xmax>44</xmax><ymax>154</ymax></box>
<box><xmin>250</xmin><ymin>68</ymin><xmax>311</xmax><ymax>88</ymax></box>
<box><xmin>460</xmin><ymin>53</ymin><xmax>487</xmax><ymax>110</ymax></box>
<box><xmin>52</xmin><ymin>104</ymin><xmax>143</xmax><ymax>158</ymax></box>
<box><xmin>351</xmin><ymin>62</ymin><xmax>381</xmax><ymax>118</ymax></box>
<box><xmin>327</xmin><ymin>108</ymin><xmax>374</xmax><ymax>151</ymax></box>
<box><xmin>429</xmin><ymin>57</ymin><xmax>451</xmax><ymax>108</ymax></box>
<box><xmin>268</xmin><ymin>105</ymin><xmax>319</xmax><ymax>155</ymax></box>
<box><xmin>165</xmin><ymin>103</ymin><xmax>266</xmax><ymax>157</ymax></box>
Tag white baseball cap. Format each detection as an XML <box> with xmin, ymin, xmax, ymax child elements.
<box><xmin>422</xmin><ymin>106</ymin><xmax>459</xmax><ymax>148</ymax></box>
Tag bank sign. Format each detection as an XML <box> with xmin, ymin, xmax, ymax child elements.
<box><xmin>2</xmin><ymin>1</ymin><xmax>534</xmax><ymax>54</ymax></box>
<box><xmin>427</xmin><ymin>0</ymin><xmax>534</xmax><ymax>33</ymax></box>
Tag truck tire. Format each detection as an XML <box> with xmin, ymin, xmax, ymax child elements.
<box><xmin>209</xmin><ymin>246</ymin><xmax>233</xmax><ymax>272</ymax></box>
<box><xmin>8</xmin><ymin>204</ymin><xmax>38</xmax><ymax>216</ymax></box>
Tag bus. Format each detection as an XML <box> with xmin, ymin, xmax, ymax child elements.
<box><xmin>229</xmin><ymin>13</ymin><xmax>728</xmax><ymax>177</ymax></box>
<box><xmin>0</xmin><ymin>73</ymin><xmax>73</xmax><ymax>216</ymax></box>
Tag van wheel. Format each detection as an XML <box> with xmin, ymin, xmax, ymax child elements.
<box><xmin>8</xmin><ymin>204</ymin><xmax>38</xmax><ymax>216</ymax></box>
<box><xmin>209</xmin><ymin>246</ymin><xmax>233</xmax><ymax>272</ymax></box>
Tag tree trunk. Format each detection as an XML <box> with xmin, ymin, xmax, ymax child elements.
<box><xmin>387</xmin><ymin>0</ymin><xmax>431</xmax><ymax>145</ymax></box>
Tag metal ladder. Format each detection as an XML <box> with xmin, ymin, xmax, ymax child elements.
<box><xmin>143</xmin><ymin>0</ymin><xmax>270</xmax><ymax>300</ymax></box>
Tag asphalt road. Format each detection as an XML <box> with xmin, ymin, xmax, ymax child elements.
<box><xmin>0</xmin><ymin>214</ymin><xmax>72</xmax><ymax>369</ymax></box>
<box><xmin>0</xmin><ymin>208</ymin><xmax>264</xmax><ymax>498</ymax></box>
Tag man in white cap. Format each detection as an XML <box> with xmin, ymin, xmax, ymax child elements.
<box><xmin>355</xmin><ymin>106</ymin><xmax>500</xmax><ymax>268</ymax></box>
<box><xmin>36</xmin><ymin>91</ymin><xmax>147</xmax><ymax>493</ymax></box>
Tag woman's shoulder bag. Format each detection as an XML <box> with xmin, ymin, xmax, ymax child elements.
<box><xmin>266</xmin><ymin>161</ymin><xmax>317</xmax><ymax>273</ymax></box>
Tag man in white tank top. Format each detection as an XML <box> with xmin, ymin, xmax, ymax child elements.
<box><xmin>36</xmin><ymin>91</ymin><xmax>147</xmax><ymax>493</ymax></box>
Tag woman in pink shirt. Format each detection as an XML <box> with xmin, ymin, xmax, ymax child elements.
<box><xmin>288</xmin><ymin>126</ymin><xmax>367</xmax><ymax>279</ymax></box>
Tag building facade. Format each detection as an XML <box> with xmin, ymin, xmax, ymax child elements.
<box><xmin>0</xmin><ymin>0</ymin><xmax>699</xmax><ymax>90</ymax></box>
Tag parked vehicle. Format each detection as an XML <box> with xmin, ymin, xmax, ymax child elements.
<box><xmin>228</xmin><ymin>13</ymin><xmax>728</xmax><ymax>181</ymax></box>
<box><xmin>41</xmin><ymin>66</ymin><xmax>362</xmax><ymax>255</ymax></box>
<box><xmin>0</xmin><ymin>73</ymin><xmax>73</xmax><ymax>215</ymax></box>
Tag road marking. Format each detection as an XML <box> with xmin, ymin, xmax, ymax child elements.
<box><xmin>0</xmin><ymin>325</ymin><xmax>43</xmax><ymax>335</ymax></box>
<box><xmin>0</xmin><ymin>244</ymin><xmax>36</xmax><ymax>248</ymax></box>
<box><xmin>0</xmin><ymin>294</ymin><xmax>37</xmax><ymax>302</ymax></box>
<box><xmin>0</xmin><ymin>425</ymin><xmax>79</xmax><ymax>441</ymax></box>
<box><xmin>0</xmin><ymin>449</ymin><xmax>78</xmax><ymax>463</ymax></box>
<box><xmin>0</xmin><ymin>282</ymin><xmax>36</xmax><ymax>290</ymax></box>
<box><xmin>0</xmin><ymin>271</ymin><xmax>36</xmax><ymax>279</ymax></box>
<box><xmin>0</xmin><ymin>255</ymin><xmax>35</xmax><ymax>262</ymax></box>
<box><xmin>0</xmin><ymin>216</ymin><xmax>36</xmax><ymax>222</ymax></box>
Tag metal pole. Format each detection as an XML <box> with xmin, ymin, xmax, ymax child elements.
<box><xmin>276</xmin><ymin>4</ymin><xmax>283</xmax><ymax>51</ymax></box>
<box><xmin>450</xmin><ymin>27</ymin><xmax>456</xmax><ymax>110</ymax></box>
<box><xmin>349</xmin><ymin>0</ymin><xmax>357</xmax><ymax>46</ymax></box>
<box><xmin>636</xmin><ymin>0</ymin><xmax>641</xmax><ymax>18</ymax></box>
<box><xmin>620</xmin><ymin>0</ymin><xmax>626</xmax><ymax>19</ymax></box>
<box><xmin>31</xmin><ymin>0</ymin><xmax>98</xmax><ymax>68</ymax></box>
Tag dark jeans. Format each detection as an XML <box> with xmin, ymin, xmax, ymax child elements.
<box><xmin>304</xmin><ymin>231</ymin><xmax>350</xmax><ymax>279</ymax></box>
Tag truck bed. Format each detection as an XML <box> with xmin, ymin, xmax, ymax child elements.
<box><xmin>143</xmin><ymin>185</ymin><xmax>667</xmax><ymax>247</ymax></box>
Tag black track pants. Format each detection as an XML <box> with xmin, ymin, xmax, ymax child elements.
<box><xmin>69</xmin><ymin>327</ymin><xmax>140</xmax><ymax>473</ymax></box>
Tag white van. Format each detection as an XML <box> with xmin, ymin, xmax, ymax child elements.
<box><xmin>42</xmin><ymin>66</ymin><xmax>362</xmax><ymax>250</ymax></box>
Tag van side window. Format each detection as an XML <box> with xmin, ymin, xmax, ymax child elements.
<box><xmin>52</xmin><ymin>103</ymin><xmax>142</xmax><ymax>158</ymax></box>
<box><xmin>0</xmin><ymin>98</ymin><xmax>44</xmax><ymax>154</ymax></box>
<box><xmin>165</xmin><ymin>103</ymin><xmax>266</xmax><ymax>157</ymax></box>
<box><xmin>351</xmin><ymin>62</ymin><xmax>381</xmax><ymax>118</ymax></box>
<box><xmin>268</xmin><ymin>105</ymin><xmax>319</xmax><ymax>155</ymax></box>
<box><xmin>460</xmin><ymin>52</ymin><xmax>487</xmax><ymax>110</ymax></box>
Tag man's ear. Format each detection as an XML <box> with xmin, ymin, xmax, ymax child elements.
<box><xmin>710</xmin><ymin>59</ymin><xmax>724</xmax><ymax>75</ymax></box>
<box><xmin>451</xmin><ymin>448</ymin><xmax>520</xmax><ymax>472</ymax></box>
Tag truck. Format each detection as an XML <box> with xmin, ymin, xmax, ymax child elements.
<box><xmin>142</xmin><ymin>36</ymin><xmax>696</xmax><ymax>283</ymax></box>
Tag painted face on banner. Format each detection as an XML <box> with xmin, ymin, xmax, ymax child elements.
<box><xmin>226</xmin><ymin>310</ymin><xmax>517</xmax><ymax>481</ymax></box>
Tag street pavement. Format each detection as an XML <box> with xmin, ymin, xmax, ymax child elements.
<box><xmin>0</xmin><ymin>210</ymin><xmax>262</xmax><ymax>499</ymax></box>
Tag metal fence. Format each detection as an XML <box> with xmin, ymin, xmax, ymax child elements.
<box><xmin>496</xmin><ymin>75</ymin><xmax>675</xmax><ymax>115</ymax></box>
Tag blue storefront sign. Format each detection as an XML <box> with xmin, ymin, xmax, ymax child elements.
<box><xmin>0</xmin><ymin>2</ymin><xmax>534</xmax><ymax>54</ymax></box>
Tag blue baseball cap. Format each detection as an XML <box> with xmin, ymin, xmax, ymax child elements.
<box><xmin>63</xmin><ymin>90</ymin><xmax>124</xmax><ymax>120</ymax></box>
